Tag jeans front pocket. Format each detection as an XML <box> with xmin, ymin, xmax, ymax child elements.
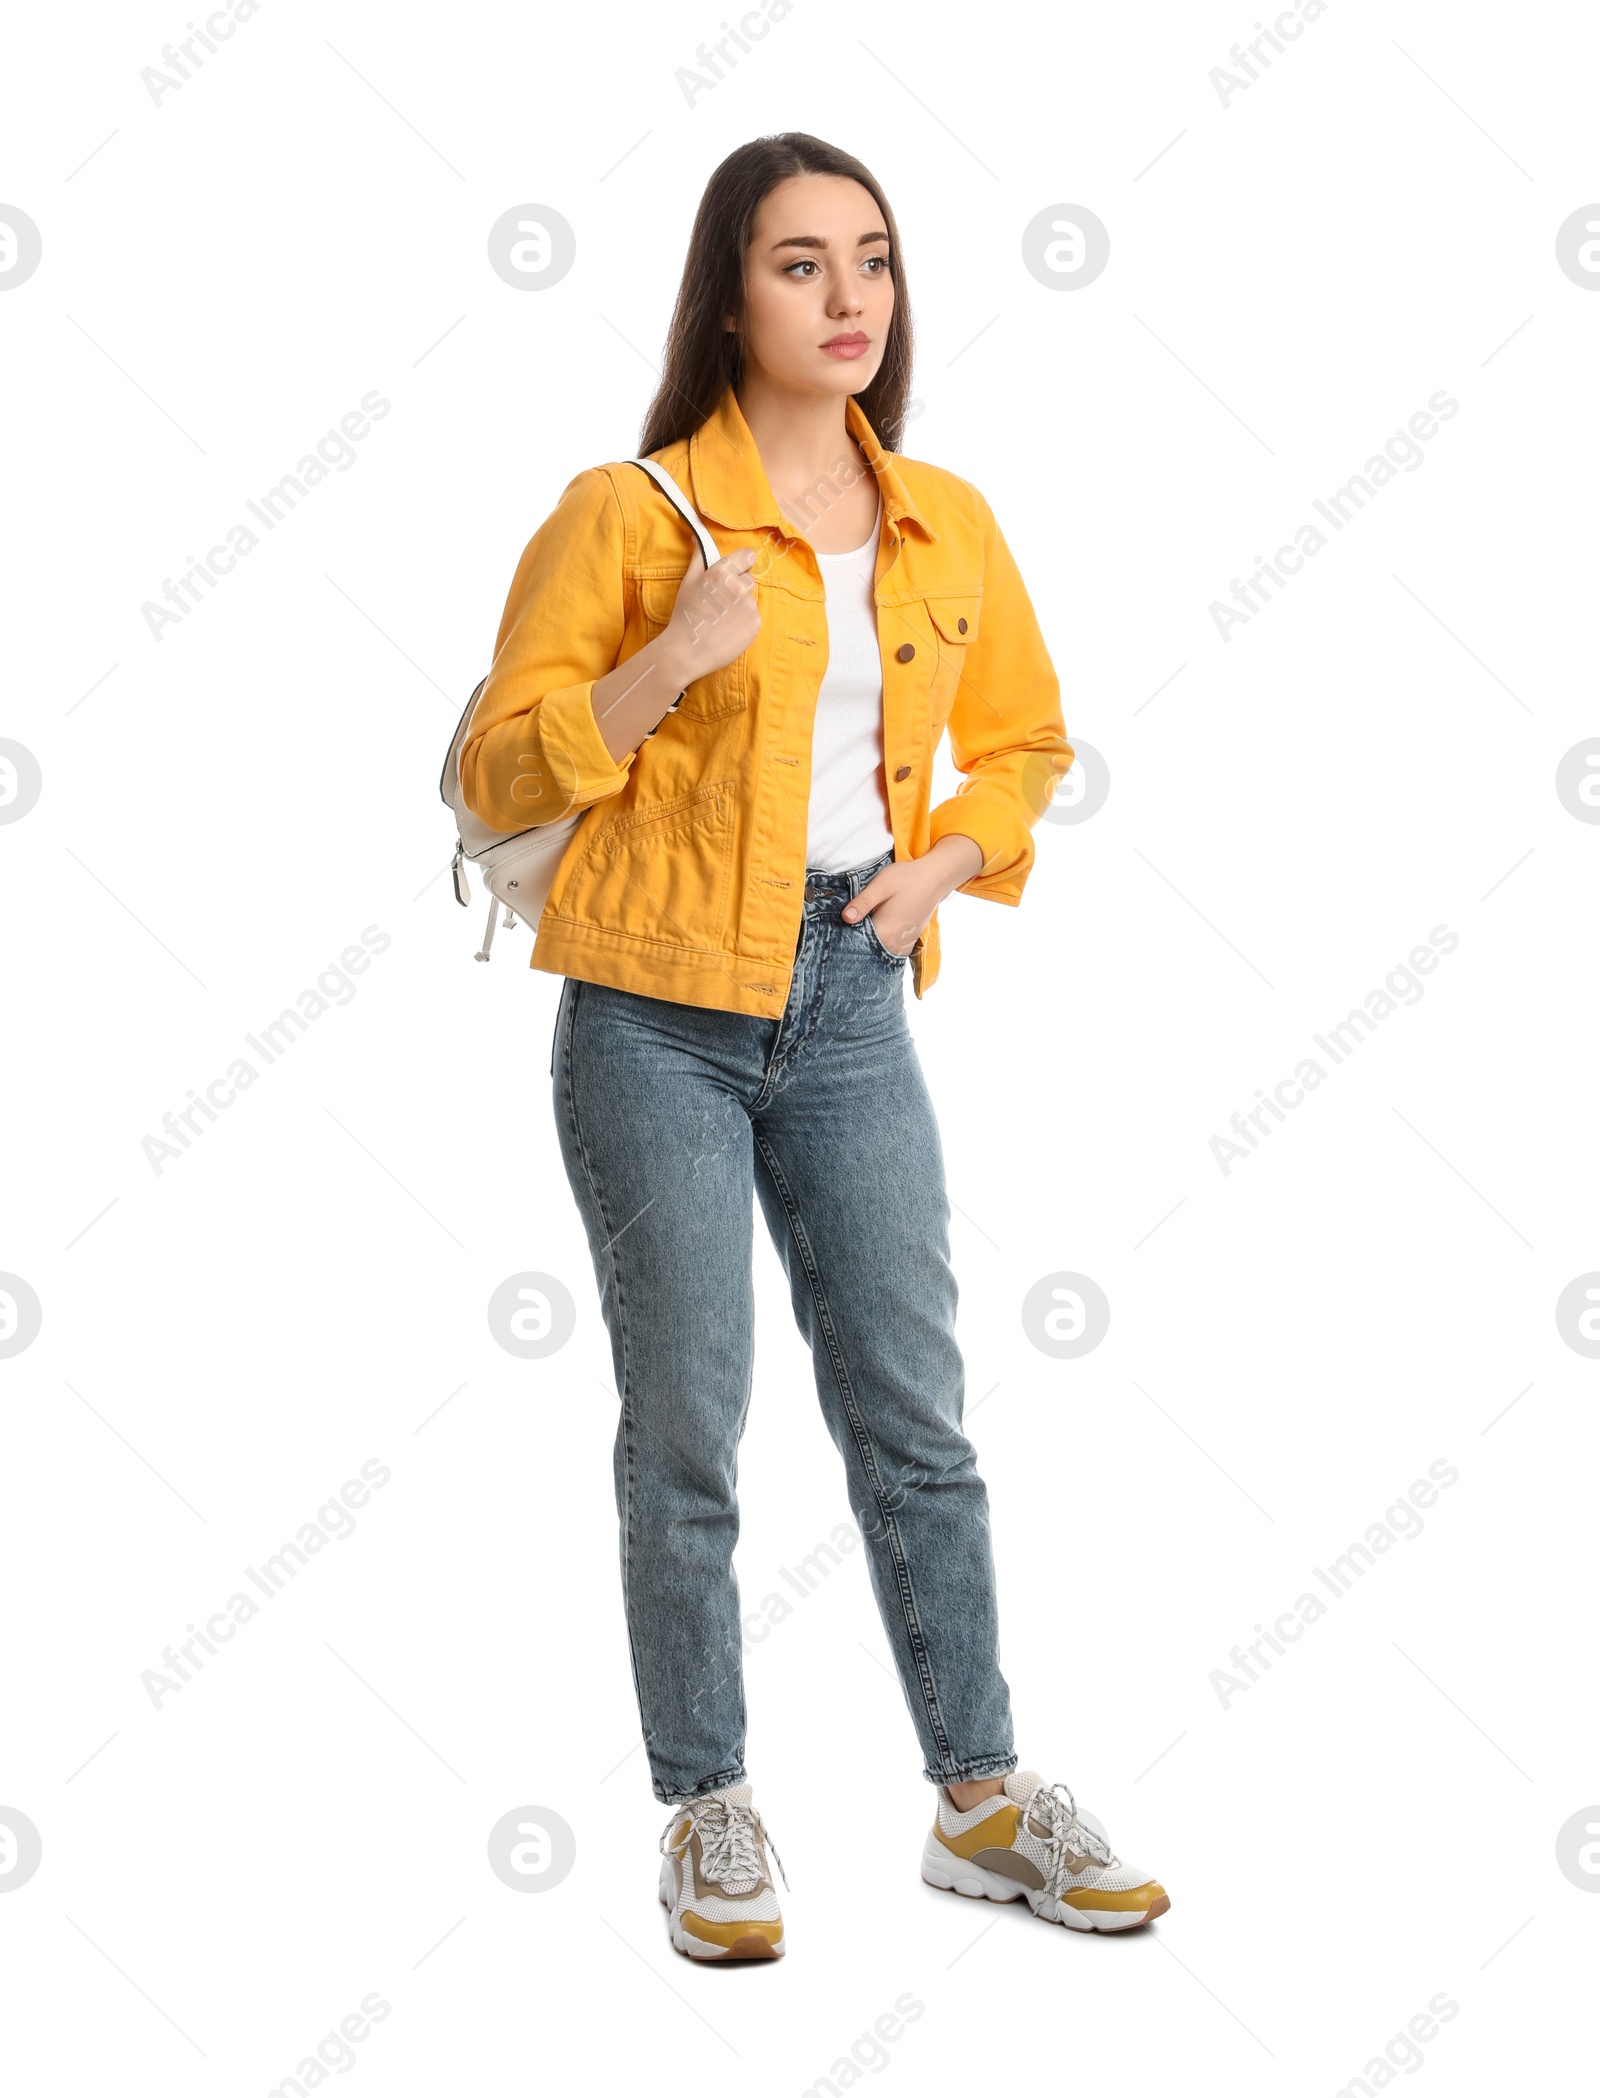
<box><xmin>860</xmin><ymin>906</ymin><xmax>911</xmax><ymax>964</ymax></box>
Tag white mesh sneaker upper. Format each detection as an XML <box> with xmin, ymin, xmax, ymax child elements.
<box><xmin>662</xmin><ymin>1782</ymin><xmax>783</xmax><ymax>1924</ymax></box>
<box><xmin>936</xmin><ymin>1769</ymin><xmax>1153</xmax><ymax>1896</ymax></box>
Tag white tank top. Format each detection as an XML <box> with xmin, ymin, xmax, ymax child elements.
<box><xmin>806</xmin><ymin>497</ymin><xmax>895</xmax><ymax>873</ymax></box>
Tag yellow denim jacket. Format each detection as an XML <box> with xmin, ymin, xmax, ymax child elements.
<box><xmin>460</xmin><ymin>385</ymin><xmax>1071</xmax><ymax>1018</ymax></box>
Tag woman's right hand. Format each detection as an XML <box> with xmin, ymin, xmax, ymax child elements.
<box><xmin>659</xmin><ymin>546</ymin><xmax>763</xmax><ymax>686</ymax></box>
<box><xmin>586</xmin><ymin>545</ymin><xmax>763</xmax><ymax>767</ymax></box>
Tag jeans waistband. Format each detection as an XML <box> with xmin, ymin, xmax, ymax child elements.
<box><xmin>803</xmin><ymin>846</ymin><xmax>895</xmax><ymax>906</ymax></box>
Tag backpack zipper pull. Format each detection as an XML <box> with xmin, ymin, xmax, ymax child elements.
<box><xmin>475</xmin><ymin>892</ymin><xmax>499</xmax><ymax>962</ymax></box>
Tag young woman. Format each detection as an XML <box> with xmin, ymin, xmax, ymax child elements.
<box><xmin>461</xmin><ymin>133</ymin><xmax>1169</xmax><ymax>1959</ymax></box>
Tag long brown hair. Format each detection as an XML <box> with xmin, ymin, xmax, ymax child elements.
<box><xmin>637</xmin><ymin>133</ymin><xmax>914</xmax><ymax>457</ymax></box>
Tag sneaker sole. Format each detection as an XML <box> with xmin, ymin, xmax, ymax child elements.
<box><xmin>920</xmin><ymin>1827</ymin><xmax>1170</xmax><ymax>1934</ymax></box>
<box><xmin>658</xmin><ymin>1857</ymin><xmax>785</xmax><ymax>1960</ymax></box>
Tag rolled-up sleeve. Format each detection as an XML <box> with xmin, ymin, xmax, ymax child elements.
<box><xmin>459</xmin><ymin>467</ymin><xmax>636</xmax><ymax>832</ymax></box>
<box><xmin>926</xmin><ymin>499</ymin><xmax>1073</xmax><ymax>904</ymax></box>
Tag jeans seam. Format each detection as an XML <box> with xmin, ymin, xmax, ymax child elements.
<box><xmin>750</xmin><ymin>1125</ymin><xmax>955</xmax><ymax>1769</ymax></box>
<box><xmin>558</xmin><ymin>979</ymin><xmax>652</xmax><ymax>1773</ymax></box>
<box><xmin>927</xmin><ymin>1752</ymin><xmax>1018</xmax><ymax>1786</ymax></box>
<box><xmin>753</xmin><ymin>910</ymin><xmax>829</xmax><ymax>1112</ymax></box>
<box><xmin>657</xmin><ymin>1761</ymin><xmax>748</xmax><ymax>1807</ymax></box>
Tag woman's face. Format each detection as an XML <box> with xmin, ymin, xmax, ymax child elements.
<box><xmin>732</xmin><ymin>173</ymin><xmax>895</xmax><ymax>399</ymax></box>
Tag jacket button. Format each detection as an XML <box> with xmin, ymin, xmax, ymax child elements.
<box><xmin>896</xmin><ymin>643</ymin><xmax>915</xmax><ymax>663</ymax></box>
<box><xmin>957</xmin><ymin>617</ymin><xmax>968</xmax><ymax>634</ymax></box>
<box><xmin>894</xmin><ymin>765</ymin><xmax>912</xmax><ymax>781</ymax></box>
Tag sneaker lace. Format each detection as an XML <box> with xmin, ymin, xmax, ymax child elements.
<box><xmin>659</xmin><ymin>1796</ymin><xmax>789</xmax><ymax>1893</ymax></box>
<box><xmin>1020</xmin><ymin>1779</ymin><xmax>1115</xmax><ymax>1900</ymax></box>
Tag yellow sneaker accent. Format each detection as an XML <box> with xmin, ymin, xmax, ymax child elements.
<box><xmin>681</xmin><ymin>1913</ymin><xmax>785</xmax><ymax>1952</ymax></box>
<box><xmin>935</xmin><ymin>1803</ymin><xmax>1020</xmax><ymax>1860</ymax></box>
<box><xmin>1060</xmin><ymin>1881</ymin><xmax>1170</xmax><ymax>1914</ymax></box>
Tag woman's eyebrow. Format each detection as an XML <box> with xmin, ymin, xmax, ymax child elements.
<box><xmin>768</xmin><ymin>229</ymin><xmax>891</xmax><ymax>252</ymax></box>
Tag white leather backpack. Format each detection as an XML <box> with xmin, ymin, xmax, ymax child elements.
<box><xmin>441</xmin><ymin>457</ymin><xmax>721</xmax><ymax>960</ymax></box>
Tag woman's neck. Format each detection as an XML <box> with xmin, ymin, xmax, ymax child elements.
<box><xmin>735</xmin><ymin>375</ymin><xmax>874</xmax><ymax>547</ymax></box>
<box><xmin>736</xmin><ymin>378</ymin><xmax>857</xmax><ymax>490</ymax></box>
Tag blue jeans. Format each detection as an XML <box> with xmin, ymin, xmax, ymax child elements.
<box><xmin>551</xmin><ymin>846</ymin><xmax>1016</xmax><ymax>1803</ymax></box>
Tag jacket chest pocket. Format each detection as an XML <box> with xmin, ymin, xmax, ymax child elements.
<box><xmin>636</xmin><ymin>576</ymin><xmax>749</xmax><ymax>722</ymax></box>
<box><xmin>919</xmin><ymin>593</ymin><xmax>982</xmax><ymax>730</ymax></box>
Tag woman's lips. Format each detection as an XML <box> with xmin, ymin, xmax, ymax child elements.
<box><xmin>821</xmin><ymin>335</ymin><xmax>870</xmax><ymax>359</ymax></box>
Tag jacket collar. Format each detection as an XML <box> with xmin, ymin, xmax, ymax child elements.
<box><xmin>687</xmin><ymin>384</ymin><xmax>936</xmax><ymax>544</ymax></box>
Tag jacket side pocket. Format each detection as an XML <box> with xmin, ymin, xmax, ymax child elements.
<box><xmin>555</xmin><ymin>780</ymin><xmax>737</xmax><ymax>952</ymax></box>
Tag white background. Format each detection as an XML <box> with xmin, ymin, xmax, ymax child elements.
<box><xmin>2</xmin><ymin>0</ymin><xmax>1597</xmax><ymax>2091</ymax></box>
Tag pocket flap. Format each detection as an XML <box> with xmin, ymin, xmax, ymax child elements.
<box><xmin>924</xmin><ymin>594</ymin><xmax>981</xmax><ymax>645</ymax></box>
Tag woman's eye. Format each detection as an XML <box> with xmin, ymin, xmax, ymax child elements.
<box><xmin>783</xmin><ymin>255</ymin><xmax>889</xmax><ymax>279</ymax></box>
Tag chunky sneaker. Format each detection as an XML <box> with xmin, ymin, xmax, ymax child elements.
<box><xmin>921</xmin><ymin>1768</ymin><xmax>1170</xmax><ymax>1933</ymax></box>
<box><xmin>658</xmin><ymin>1782</ymin><xmax>788</xmax><ymax>1960</ymax></box>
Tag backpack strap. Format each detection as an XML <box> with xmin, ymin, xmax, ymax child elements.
<box><xmin>624</xmin><ymin>457</ymin><xmax>721</xmax><ymax>568</ymax></box>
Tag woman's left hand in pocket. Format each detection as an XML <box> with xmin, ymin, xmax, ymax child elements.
<box><xmin>842</xmin><ymin>834</ymin><xmax>985</xmax><ymax>955</ymax></box>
